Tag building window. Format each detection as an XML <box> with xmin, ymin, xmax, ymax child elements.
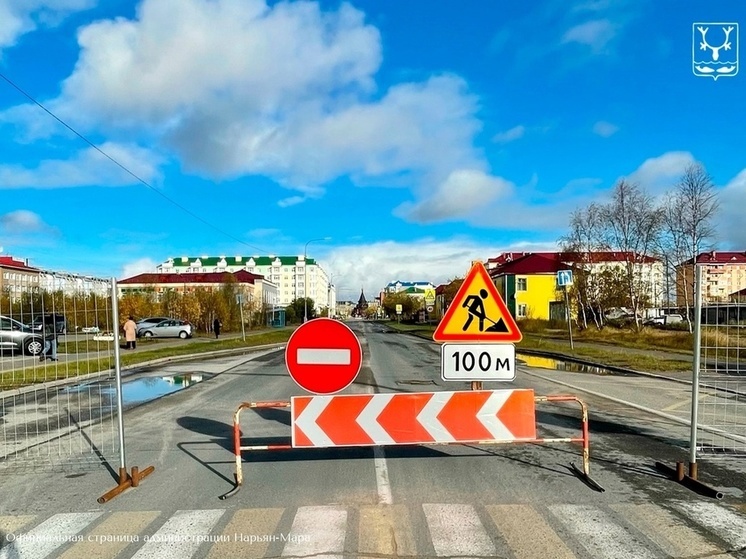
<box><xmin>517</xmin><ymin>304</ymin><xmax>527</xmax><ymax>318</ymax></box>
<box><xmin>517</xmin><ymin>277</ymin><xmax>527</xmax><ymax>291</ymax></box>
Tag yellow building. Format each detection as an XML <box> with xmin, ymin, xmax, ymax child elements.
<box><xmin>489</xmin><ymin>254</ymin><xmax>567</xmax><ymax>321</ymax></box>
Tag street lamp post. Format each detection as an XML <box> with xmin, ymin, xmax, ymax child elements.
<box><xmin>304</xmin><ymin>237</ymin><xmax>331</xmax><ymax>322</ymax></box>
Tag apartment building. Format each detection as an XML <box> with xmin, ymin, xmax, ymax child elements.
<box><xmin>0</xmin><ymin>256</ymin><xmax>41</xmax><ymax>302</ymax></box>
<box><xmin>156</xmin><ymin>256</ymin><xmax>330</xmax><ymax>313</ymax></box>
<box><xmin>676</xmin><ymin>251</ymin><xmax>746</xmax><ymax>304</ymax></box>
<box><xmin>119</xmin><ymin>270</ymin><xmax>279</xmax><ymax>308</ymax></box>
<box><xmin>488</xmin><ymin>251</ymin><xmax>665</xmax><ymax>307</ymax></box>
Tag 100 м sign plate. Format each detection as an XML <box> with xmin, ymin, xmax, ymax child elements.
<box><xmin>441</xmin><ymin>343</ymin><xmax>515</xmax><ymax>381</ymax></box>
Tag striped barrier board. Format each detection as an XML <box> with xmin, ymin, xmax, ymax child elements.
<box><xmin>291</xmin><ymin>389</ymin><xmax>536</xmax><ymax>448</ymax></box>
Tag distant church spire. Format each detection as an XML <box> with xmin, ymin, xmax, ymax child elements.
<box><xmin>354</xmin><ymin>288</ymin><xmax>368</xmax><ymax>316</ymax></box>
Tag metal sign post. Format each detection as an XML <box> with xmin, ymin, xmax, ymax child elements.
<box><xmin>557</xmin><ymin>270</ymin><xmax>574</xmax><ymax>350</ymax></box>
<box><xmin>236</xmin><ymin>294</ymin><xmax>246</xmax><ymax>341</ymax></box>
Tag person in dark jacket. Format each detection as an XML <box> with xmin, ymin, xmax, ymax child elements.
<box><xmin>213</xmin><ymin>317</ymin><xmax>222</xmax><ymax>339</ymax></box>
<box><xmin>39</xmin><ymin>316</ymin><xmax>58</xmax><ymax>361</ymax></box>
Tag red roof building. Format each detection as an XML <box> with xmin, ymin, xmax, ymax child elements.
<box><xmin>676</xmin><ymin>251</ymin><xmax>746</xmax><ymax>304</ymax></box>
<box><xmin>118</xmin><ymin>270</ymin><xmax>279</xmax><ymax>308</ymax></box>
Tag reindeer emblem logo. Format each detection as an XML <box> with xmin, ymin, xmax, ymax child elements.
<box><xmin>693</xmin><ymin>23</ymin><xmax>739</xmax><ymax>80</ymax></box>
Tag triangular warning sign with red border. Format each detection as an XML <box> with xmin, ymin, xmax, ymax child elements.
<box><xmin>433</xmin><ymin>261</ymin><xmax>522</xmax><ymax>343</ymax></box>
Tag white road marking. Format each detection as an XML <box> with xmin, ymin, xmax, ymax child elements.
<box><xmin>297</xmin><ymin>348</ymin><xmax>350</xmax><ymax>365</ymax></box>
<box><xmin>550</xmin><ymin>504</ymin><xmax>657</xmax><ymax>559</ymax></box>
<box><xmin>423</xmin><ymin>504</ymin><xmax>495</xmax><ymax>558</ymax></box>
<box><xmin>0</xmin><ymin>512</ymin><xmax>102</xmax><ymax>559</ymax></box>
<box><xmin>282</xmin><ymin>506</ymin><xmax>347</xmax><ymax>558</ymax></box>
<box><xmin>672</xmin><ymin>501</ymin><xmax>746</xmax><ymax>549</ymax></box>
<box><xmin>363</xmin><ymin>385</ymin><xmax>394</xmax><ymax>503</ymax></box>
<box><xmin>373</xmin><ymin>446</ymin><xmax>393</xmax><ymax>504</ymax></box>
<box><xmin>130</xmin><ymin>509</ymin><xmax>224</xmax><ymax>559</ymax></box>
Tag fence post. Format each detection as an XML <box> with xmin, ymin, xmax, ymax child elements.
<box><xmin>110</xmin><ymin>277</ymin><xmax>127</xmax><ymax>484</ymax></box>
<box><xmin>688</xmin><ymin>264</ymin><xmax>703</xmax><ymax>478</ymax></box>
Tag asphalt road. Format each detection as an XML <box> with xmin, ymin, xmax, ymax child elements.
<box><xmin>0</xmin><ymin>321</ymin><xmax>745</xmax><ymax>559</ymax></box>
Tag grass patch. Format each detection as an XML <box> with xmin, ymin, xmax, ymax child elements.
<box><xmin>382</xmin><ymin>320</ymin><xmax>691</xmax><ymax>373</ymax></box>
<box><xmin>1</xmin><ymin>328</ymin><xmax>293</xmax><ymax>391</ymax></box>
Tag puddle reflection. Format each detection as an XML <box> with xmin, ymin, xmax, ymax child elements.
<box><xmin>61</xmin><ymin>373</ymin><xmax>207</xmax><ymax>408</ymax></box>
<box><xmin>517</xmin><ymin>354</ymin><xmax>627</xmax><ymax>376</ymax></box>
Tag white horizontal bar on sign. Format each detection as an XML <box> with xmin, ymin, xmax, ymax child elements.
<box><xmin>441</xmin><ymin>343</ymin><xmax>516</xmax><ymax>381</ymax></box>
<box><xmin>297</xmin><ymin>348</ymin><xmax>351</xmax><ymax>365</ymax></box>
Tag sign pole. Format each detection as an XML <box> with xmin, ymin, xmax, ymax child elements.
<box><xmin>564</xmin><ymin>284</ymin><xmax>574</xmax><ymax>350</ymax></box>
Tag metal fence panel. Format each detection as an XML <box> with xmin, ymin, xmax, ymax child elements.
<box><xmin>0</xmin><ymin>272</ymin><xmax>120</xmax><ymax>471</ymax></box>
<box><xmin>694</xmin><ymin>264</ymin><xmax>746</xmax><ymax>455</ymax></box>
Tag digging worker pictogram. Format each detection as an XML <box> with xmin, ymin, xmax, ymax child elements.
<box><xmin>462</xmin><ymin>289</ymin><xmax>489</xmax><ymax>331</ymax></box>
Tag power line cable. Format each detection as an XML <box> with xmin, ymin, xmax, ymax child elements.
<box><xmin>0</xmin><ymin>71</ymin><xmax>270</xmax><ymax>254</ymax></box>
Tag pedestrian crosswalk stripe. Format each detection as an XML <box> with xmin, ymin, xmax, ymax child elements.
<box><xmin>130</xmin><ymin>509</ymin><xmax>225</xmax><ymax>559</ymax></box>
<box><xmin>57</xmin><ymin>511</ymin><xmax>160</xmax><ymax>559</ymax></box>
<box><xmin>358</xmin><ymin>505</ymin><xmax>417</xmax><ymax>557</ymax></box>
<box><xmin>550</xmin><ymin>504</ymin><xmax>658</xmax><ymax>559</ymax></box>
<box><xmin>0</xmin><ymin>516</ymin><xmax>35</xmax><ymax>539</ymax></box>
<box><xmin>282</xmin><ymin>505</ymin><xmax>346</xmax><ymax>558</ymax></box>
<box><xmin>423</xmin><ymin>504</ymin><xmax>496</xmax><ymax>557</ymax></box>
<box><xmin>0</xmin><ymin>512</ymin><xmax>102</xmax><ymax>559</ymax></box>
<box><xmin>611</xmin><ymin>503</ymin><xmax>723</xmax><ymax>558</ymax></box>
<box><xmin>206</xmin><ymin>508</ymin><xmax>283</xmax><ymax>559</ymax></box>
<box><xmin>486</xmin><ymin>505</ymin><xmax>575</xmax><ymax>559</ymax></box>
<box><xmin>672</xmin><ymin>501</ymin><xmax>746</xmax><ymax>549</ymax></box>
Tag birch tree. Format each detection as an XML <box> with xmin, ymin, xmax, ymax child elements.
<box><xmin>660</xmin><ymin>163</ymin><xmax>719</xmax><ymax>331</ymax></box>
<box><xmin>599</xmin><ymin>180</ymin><xmax>663</xmax><ymax>330</ymax></box>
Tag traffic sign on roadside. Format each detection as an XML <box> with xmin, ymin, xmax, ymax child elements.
<box><xmin>433</xmin><ymin>262</ymin><xmax>522</xmax><ymax>343</ymax></box>
<box><xmin>441</xmin><ymin>343</ymin><xmax>515</xmax><ymax>381</ymax></box>
<box><xmin>285</xmin><ymin>318</ymin><xmax>362</xmax><ymax>394</ymax></box>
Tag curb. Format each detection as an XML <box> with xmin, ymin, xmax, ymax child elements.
<box><xmin>0</xmin><ymin>343</ymin><xmax>286</xmax><ymax>400</ymax></box>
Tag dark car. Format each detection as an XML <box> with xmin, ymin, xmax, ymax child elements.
<box><xmin>0</xmin><ymin>315</ymin><xmax>46</xmax><ymax>355</ymax></box>
<box><xmin>31</xmin><ymin>314</ymin><xmax>67</xmax><ymax>334</ymax></box>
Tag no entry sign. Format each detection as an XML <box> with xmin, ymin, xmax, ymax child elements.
<box><xmin>285</xmin><ymin>318</ymin><xmax>363</xmax><ymax>394</ymax></box>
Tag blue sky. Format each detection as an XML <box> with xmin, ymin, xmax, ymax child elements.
<box><xmin>0</xmin><ymin>0</ymin><xmax>744</xmax><ymax>300</ymax></box>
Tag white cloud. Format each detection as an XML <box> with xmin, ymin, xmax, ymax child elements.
<box><xmin>625</xmin><ymin>151</ymin><xmax>697</xmax><ymax>194</ymax></box>
<box><xmin>562</xmin><ymin>19</ymin><xmax>616</xmax><ymax>53</ymax></box>
<box><xmin>396</xmin><ymin>169</ymin><xmax>514</xmax><ymax>223</ymax></box>
<box><xmin>278</xmin><ymin>196</ymin><xmax>305</xmax><ymax>208</ymax></box>
<box><xmin>0</xmin><ymin>0</ymin><xmax>95</xmax><ymax>52</ymax></box>
<box><xmin>0</xmin><ymin>210</ymin><xmax>51</xmax><ymax>233</ymax></box>
<box><xmin>493</xmin><ymin>125</ymin><xmax>525</xmax><ymax>144</ymax></box>
<box><xmin>327</xmin><ymin>237</ymin><xmax>564</xmax><ymax>297</ymax></box>
<box><xmin>720</xmin><ymin>169</ymin><xmax>746</xmax><ymax>248</ymax></box>
<box><xmin>593</xmin><ymin>120</ymin><xmax>618</xmax><ymax>137</ymax></box>
<box><xmin>3</xmin><ymin>0</ymin><xmax>491</xmax><ymax>223</ymax></box>
<box><xmin>121</xmin><ymin>258</ymin><xmax>157</xmax><ymax>278</ymax></box>
<box><xmin>0</xmin><ymin>143</ymin><xmax>163</xmax><ymax>189</ymax></box>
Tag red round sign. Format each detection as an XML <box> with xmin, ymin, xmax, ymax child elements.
<box><xmin>285</xmin><ymin>318</ymin><xmax>363</xmax><ymax>394</ymax></box>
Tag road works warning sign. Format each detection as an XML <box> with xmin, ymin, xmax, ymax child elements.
<box><xmin>433</xmin><ymin>261</ymin><xmax>522</xmax><ymax>343</ymax></box>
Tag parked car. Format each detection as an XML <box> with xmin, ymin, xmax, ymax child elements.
<box><xmin>0</xmin><ymin>315</ymin><xmax>46</xmax><ymax>355</ymax></box>
<box><xmin>81</xmin><ymin>326</ymin><xmax>101</xmax><ymax>334</ymax></box>
<box><xmin>138</xmin><ymin>319</ymin><xmax>193</xmax><ymax>339</ymax></box>
<box><xmin>30</xmin><ymin>313</ymin><xmax>67</xmax><ymax>334</ymax></box>
<box><xmin>135</xmin><ymin>316</ymin><xmax>171</xmax><ymax>335</ymax></box>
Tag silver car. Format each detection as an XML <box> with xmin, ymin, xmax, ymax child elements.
<box><xmin>0</xmin><ymin>315</ymin><xmax>46</xmax><ymax>355</ymax></box>
<box><xmin>138</xmin><ymin>319</ymin><xmax>193</xmax><ymax>339</ymax></box>
<box><xmin>135</xmin><ymin>316</ymin><xmax>171</xmax><ymax>335</ymax></box>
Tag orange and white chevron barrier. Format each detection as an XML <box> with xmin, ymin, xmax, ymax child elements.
<box><xmin>219</xmin><ymin>389</ymin><xmax>603</xmax><ymax>499</ymax></box>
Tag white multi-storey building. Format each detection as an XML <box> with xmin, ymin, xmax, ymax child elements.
<box><xmin>156</xmin><ymin>256</ymin><xmax>331</xmax><ymax>313</ymax></box>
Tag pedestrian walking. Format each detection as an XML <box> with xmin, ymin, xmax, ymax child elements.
<box><xmin>124</xmin><ymin>315</ymin><xmax>137</xmax><ymax>349</ymax></box>
<box><xmin>213</xmin><ymin>317</ymin><xmax>222</xmax><ymax>339</ymax></box>
<box><xmin>39</xmin><ymin>316</ymin><xmax>58</xmax><ymax>361</ymax></box>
